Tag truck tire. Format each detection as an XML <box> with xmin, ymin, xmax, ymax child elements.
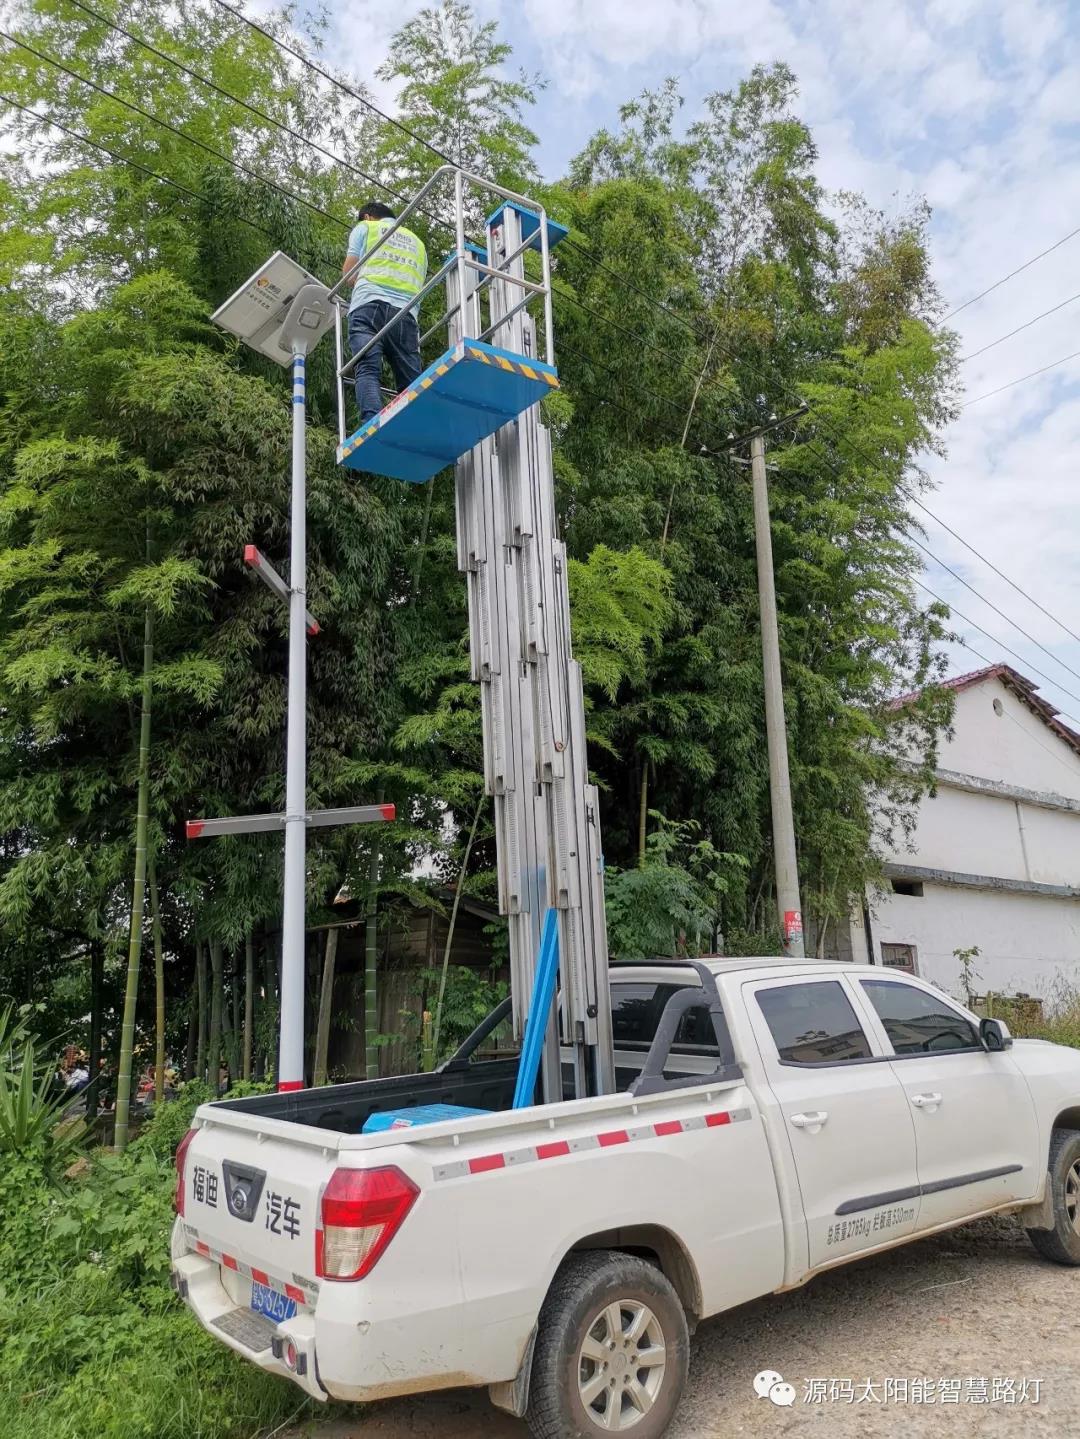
<box><xmin>1027</xmin><ymin>1127</ymin><xmax>1080</xmax><ymax>1265</ymax></box>
<box><xmin>526</xmin><ymin>1250</ymin><xmax>689</xmax><ymax>1439</ymax></box>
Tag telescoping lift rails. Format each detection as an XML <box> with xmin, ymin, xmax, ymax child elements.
<box><xmin>202</xmin><ymin>166</ymin><xmax>614</xmax><ymax>1104</ymax></box>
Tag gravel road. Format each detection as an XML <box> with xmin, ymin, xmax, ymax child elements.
<box><xmin>288</xmin><ymin>1214</ymin><xmax>1079</xmax><ymax>1439</ymax></box>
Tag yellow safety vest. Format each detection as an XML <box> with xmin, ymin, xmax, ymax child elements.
<box><xmin>359</xmin><ymin>219</ymin><xmax>427</xmax><ymax>303</ymax></box>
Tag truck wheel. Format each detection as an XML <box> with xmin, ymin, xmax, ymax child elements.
<box><xmin>526</xmin><ymin>1250</ymin><xmax>689</xmax><ymax>1439</ymax></box>
<box><xmin>1027</xmin><ymin>1127</ymin><xmax>1080</xmax><ymax>1265</ymax></box>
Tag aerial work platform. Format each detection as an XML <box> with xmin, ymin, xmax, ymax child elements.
<box><xmin>329</xmin><ymin>167</ymin><xmax>613</xmax><ymax>1103</ymax></box>
<box><xmin>336</xmin><ymin>339</ymin><xmax>559</xmax><ymax>484</ymax></box>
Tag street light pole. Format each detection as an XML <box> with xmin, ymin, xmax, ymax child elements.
<box><xmin>748</xmin><ymin>425</ymin><xmax>805</xmax><ymax>958</ymax></box>
<box><xmin>203</xmin><ymin>263</ymin><xmax>398</xmax><ymax>1097</ymax></box>
<box><xmin>278</xmin><ymin>348</ymin><xmax>309</xmax><ymax>1091</ymax></box>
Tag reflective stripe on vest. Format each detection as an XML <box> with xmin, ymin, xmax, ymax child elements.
<box><xmin>361</xmin><ymin>220</ymin><xmax>427</xmax><ymax>300</ymax></box>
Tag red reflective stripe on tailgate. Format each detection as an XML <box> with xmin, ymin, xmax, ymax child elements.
<box><xmin>468</xmin><ymin>1153</ymin><xmax>505</xmax><ymax>1174</ymax></box>
<box><xmin>251</xmin><ymin>1268</ymin><xmax>269</xmax><ymax>1286</ymax></box>
<box><xmin>537</xmin><ymin>1140</ymin><xmax>570</xmax><ymax>1160</ymax></box>
<box><xmin>195</xmin><ymin>1241</ymin><xmax>210</xmax><ymax>1256</ymax></box>
<box><xmin>598</xmin><ymin>1130</ymin><xmax>629</xmax><ymax>1147</ymax></box>
<box><xmin>653</xmin><ymin>1120</ymin><xmax>684</xmax><ymax>1136</ymax></box>
<box><xmin>222</xmin><ymin>1253</ymin><xmax>239</xmax><ymax>1270</ymax></box>
<box><xmin>705</xmin><ymin>1111</ymin><xmax>731</xmax><ymax>1127</ymax></box>
<box><xmin>285</xmin><ymin>1284</ymin><xmax>305</xmax><ymax>1303</ymax></box>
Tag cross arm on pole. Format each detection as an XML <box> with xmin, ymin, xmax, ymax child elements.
<box><xmin>186</xmin><ymin>802</ymin><xmax>396</xmax><ymax>840</ymax></box>
<box><xmin>244</xmin><ymin>545</ymin><xmax>320</xmax><ymax>636</ymax></box>
<box><xmin>724</xmin><ymin>402</ymin><xmax>809</xmax><ymax>451</ymax></box>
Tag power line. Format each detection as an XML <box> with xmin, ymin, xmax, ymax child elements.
<box><xmin>905</xmin><ymin>531</ymin><xmax>1080</xmax><ymax>688</ymax></box>
<box><xmin>0</xmin><ymin>29</ymin><xmax>350</xmax><ymax>232</ymax></box>
<box><xmin>960</xmin><ymin>347</ymin><xmax>1080</xmax><ymax>409</ymax></box>
<box><xmin>960</xmin><ymin>288</ymin><xmax>1080</xmax><ymax>364</ymax></box>
<box><xmin>942</xmin><ymin>220</ymin><xmax>1080</xmax><ymax>323</ymax></box>
<box><xmin>208</xmin><ymin>0</ymin><xmax>454</xmax><ymax>163</ymax></box>
<box><xmin>67</xmin><ymin>0</ymin><xmax>746</xmax><ymax>428</ymax></box>
<box><xmin>63</xmin><ymin>0</ymin><xmax>406</xmax><ymax>208</ymax></box>
<box><xmin>0</xmin><ymin>93</ymin><xmax>714</xmax><ymax>471</ymax></box>
<box><xmin>16</xmin><ymin>13</ymin><xmax>1078</xmax><ymax>669</ymax></box>
<box><xmin>0</xmin><ymin>32</ymin><xmax>717</xmax><ymax>430</ymax></box>
<box><xmin>917</xmin><ymin>579</ymin><xmax>1080</xmax><ymax>711</ymax></box>
<box><xmin>554</xmin><ymin>241</ymin><xmax>1080</xmax><ymax>664</ymax></box>
<box><xmin>542</xmin><ymin>225</ymin><xmax>1080</xmax><ymax>661</ymax></box>
<box><xmin>17</xmin><ymin>14</ymin><xmax>712</xmax><ymax>414</ymax></box>
<box><xmin>951</xmin><ymin>637</ymin><xmax>1080</xmax><ymax>734</ymax></box>
<box><xmin>0</xmin><ymin>92</ymin><xmax>298</xmax><ymax>256</ymax></box>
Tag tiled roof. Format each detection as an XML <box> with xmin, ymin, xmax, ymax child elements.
<box><xmin>891</xmin><ymin>663</ymin><xmax>1080</xmax><ymax>759</ymax></box>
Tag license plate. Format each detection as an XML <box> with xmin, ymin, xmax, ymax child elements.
<box><xmin>250</xmin><ymin>1279</ymin><xmax>297</xmax><ymax>1324</ymax></box>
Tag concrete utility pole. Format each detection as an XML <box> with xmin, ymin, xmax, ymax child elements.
<box><xmin>750</xmin><ymin>430</ymin><xmax>804</xmax><ymax>957</ymax></box>
<box><xmin>741</xmin><ymin>413</ymin><xmax>807</xmax><ymax>958</ymax></box>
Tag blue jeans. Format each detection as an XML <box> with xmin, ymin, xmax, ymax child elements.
<box><xmin>348</xmin><ymin>300</ymin><xmax>422</xmax><ymax>426</ymax></box>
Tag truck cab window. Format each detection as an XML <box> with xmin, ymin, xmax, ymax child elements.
<box><xmin>861</xmin><ymin>979</ymin><xmax>980</xmax><ymax>1054</ymax></box>
<box><xmin>756</xmin><ymin>981</ymin><xmax>872</xmax><ymax>1064</ymax></box>
<box><xmin>610</xmin><ymin>984</ymin><xmax>664</xmax><ymax>1045</ymax></box>
<box><xmin>611</xmin><ymin>982</ymin><xmax>724</xmax><ymax>1057</ymax></box>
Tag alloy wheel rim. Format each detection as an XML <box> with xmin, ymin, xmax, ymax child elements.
<box><xmin>577</xmin><ymin>1299</ymin><xmax>667</xmax><ymax>1431</ymax></box>
<box><xmin>1066</xmin><ymin>1160</ymin><xmax>1080</xmax><ymax>1235</ymax></box>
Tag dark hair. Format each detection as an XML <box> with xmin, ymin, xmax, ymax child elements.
<box><xmin>358</xmin><ymin>200</ymin><xmax>396</xmax><ymax>222</ymax></box>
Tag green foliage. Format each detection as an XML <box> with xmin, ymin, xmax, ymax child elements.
<box><xmin>376</xmin><ymin>0</ymin><xmax>543</xmax><ymax>196</ymax></box>
<box><xmin>422</xmin><ymin>963</ymin><xmax>507</xmax><ymax>1060</ymax></box>
<box><xmin>0</xmin><ymin>1002</ymin><xmax>83</xmax><ymax>1170</ymax></box>
<box><xmin>0</xmin><ymin>1005</ymin><xmax>297</xmax><ymax>1439</ymax></box>
<box><xmin>604</xmin><ymin>817</ymin><xmax>746</xmax><ymax>961</ymax></box>
<box><xmin>0</xmin><ymin>1142</ymin><xmax>305</xmax><ymax>1439</ymax></box>
<box><xmin>0</xmin><ymin>1</ymin><xmax>958</xmax><ymax>1139</ymax></box>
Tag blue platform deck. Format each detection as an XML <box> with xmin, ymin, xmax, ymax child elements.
<box><xmin>337</xmin><ymin>339</ymin><xmax>559</xmax><ymax>484</ymax></box>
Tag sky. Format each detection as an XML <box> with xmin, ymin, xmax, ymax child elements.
<box><xmin>313</xmin><ymin>0</ymin><xmax>1080</xmax><ymax>728</ymax></box>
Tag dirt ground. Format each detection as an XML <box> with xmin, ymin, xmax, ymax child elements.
<box><xmin>287</xmin><ymin>1215</ymin><xmax>1079</xmax><ymax>1439</ymax></box>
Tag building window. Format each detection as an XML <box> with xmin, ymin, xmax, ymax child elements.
<box><xmin>890</xmin><ymin>878</ymin><xmax>924</xmax><ymax>897</ymax></box>
<box><xmin>880</xmin><ymin>942</ymin><xmax>918</xmax><ymax>974</ymax></box>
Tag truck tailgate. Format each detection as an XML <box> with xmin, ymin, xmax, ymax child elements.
<box><xmin>177</xmin><ymin>1113</ymin><xmax>335</xmax><ymax>1306</ymax></box>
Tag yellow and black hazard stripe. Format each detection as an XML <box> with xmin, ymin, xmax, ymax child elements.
<box><xmin>464</xmin><ymin>345</ymin><xmax>559</xmax><ymax>387</ymax></box>
<box><xmin>337</xmin><ymin>342</ymin><xmax>559</xmax><ymax>463</ymax></box>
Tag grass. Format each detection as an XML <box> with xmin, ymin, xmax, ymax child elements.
<box><xmin>0</xmin><ymin>1083</ymin><xmax>333</xmax><ymax>1439</ymax></box>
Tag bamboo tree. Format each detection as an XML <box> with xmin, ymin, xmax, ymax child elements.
<box><xmin>313</xmin><ymin>925</ymin><xmax>339</xmax><ymax>1086</ymax></box>
<box><xmin>149</xmin><ymin>857</ymin><xmax>166</xmax><ymax>1103</ymax></box>
<box><xmin>195</xmin><ymin>941</ymin><xmax>207</xmax><ymax>1082</ymax></box>
<box><xmin>208</xmin><ymin>939</ymin><xmax>223</xmax><ymax>1094</ymax></box>
<box><xmin>86</xmin><ymin>938</ymin><xmax>104</xmax><ymax>1119</ymax></box>
<box><xmin>364</xmin><ymin>847</ymin><xmax>381</xmax><ymax>1081</ymax></box>
<box><xmin>262</xmin><ymin>937</ymin><xmax>277</xmax><ymax>1080</ymax></box>
<box><xmin>243</xmin><ymin>932</ymin><xmax>254</xmax><ymax>1082</ymax></box>
<box><xmin>223</xmin><ymin>946</ymin><xmax>240</xmax><ymax>1079</ymax></box>
<box><xmin>114</xmin><ymin>602</ymin><xmax>153</xmax><ymax>1152</ymax></box>
<box><xmin>184</xmin><ymin>977</ymin><xmax>197</xmax><ymax>1080</ymax></box>
<box><xmin>432</xmin><ymin>792</ymin><xmax>485</xmax><ymax>1059</ymax></box>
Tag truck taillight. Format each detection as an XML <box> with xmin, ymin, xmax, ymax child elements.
<box><xmin>316</xmin><ymin>1166</ymin><xmax>419</xmax><ymax>1281</ymax></box>
<box><xmin>175</xmin><ymin>1128</ymin><xmax>198</xmax><ymax>1216</ymax></box>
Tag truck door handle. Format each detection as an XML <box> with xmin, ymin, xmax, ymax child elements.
<box><xmin>911</xmin><ymin>1092</ymin><xmax>942</xmax><ymax>1109</ymax></box>
<box><xmin>789</xmin><ymin>1111</ymin><xmax>828</xmax><ymax>1131</ymax></box>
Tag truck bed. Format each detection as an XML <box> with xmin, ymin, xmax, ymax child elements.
<box><xmin>222</xmin><ymin>1058</ymin><xmax>520</xmax><ymax>1134</ymax></box>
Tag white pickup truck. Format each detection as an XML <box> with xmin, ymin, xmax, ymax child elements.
<box><xmin>171</xmin><ymin>957</ymin><xmax>1080</xmax><ymax>1438</ymax></box>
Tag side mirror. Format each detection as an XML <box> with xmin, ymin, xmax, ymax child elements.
<box><xmin>980</xmin><ymin>1016</ymin><xmax>1013</xmax><ymax>1052</ymax></box>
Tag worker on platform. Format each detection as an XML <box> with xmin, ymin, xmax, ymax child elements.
<box><xmin>343</xmin><ymin>200</ymin><xmax>428</xmax><ymax>427</ymax></box>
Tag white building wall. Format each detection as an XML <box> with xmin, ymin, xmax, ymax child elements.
<box><xmin>871</xmin><ymin>885</ymin><xmax>1080</xmax><ymax>1005</ymax></box>
<box><xmin>871</xmin><ymin>673</ymin><xmax>1080</xmax><ymax>1005</ymax></box>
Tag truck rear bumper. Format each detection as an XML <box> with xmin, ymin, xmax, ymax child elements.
<box><xmin>171</xmin><ymin>1221</ymin><xmax>532</xmax><ymax>1404</ymax></box>
<box><xmin>171</xmin><ymin>1251</ymin><xmax>328</xmax><ymax>1403</ymax></box>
